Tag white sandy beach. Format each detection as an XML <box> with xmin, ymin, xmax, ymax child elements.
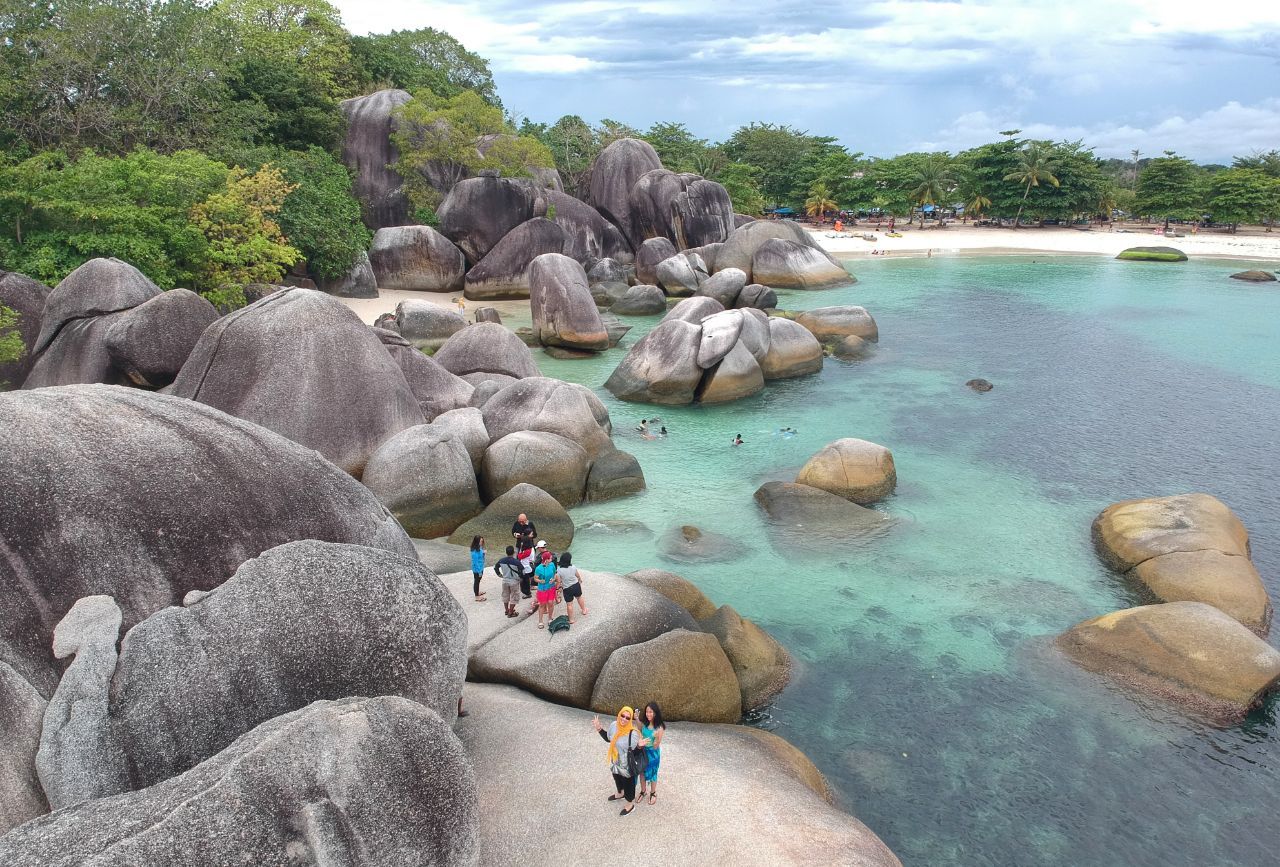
<box><xmin>811</xmin><ymin>222</ymin><xmax>1280</xmax><ymax>262</ymax></box>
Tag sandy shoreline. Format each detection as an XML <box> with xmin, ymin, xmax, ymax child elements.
<box><xmin>809</xmin><ymin>223</ymin><xmax>1280</xmax><ymax>262</ymax></box>
<box><xmin>341</xmin><ymin>287</ymin><xmax>536</xmax><ymax>327</ymax></box>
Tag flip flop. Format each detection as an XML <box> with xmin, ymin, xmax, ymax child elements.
<box><xmin>608</xmin><ymin>794</ymin><xmax>625</xmax><ymax>802</ymax></box>
<box><xmin>537</xmin><ymin>623</ymin><xmax>545</xmax><ymax>629</ymax></box>
<box><xmin>648</xmin><ymin>793</ymin><xmax>656</xmax><ymax>805</ymax></box>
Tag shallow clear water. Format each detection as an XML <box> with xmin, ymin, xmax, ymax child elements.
<box><xmin>540</xmin><ymin>255</ymin><xmax>1280</xmax><ymax>866</ymax></box>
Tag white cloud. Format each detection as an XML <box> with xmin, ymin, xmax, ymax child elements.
<box><xmin>504</xmin><ymin>53</ymin><xmax>602</xmax><ymax>74</ymax></box>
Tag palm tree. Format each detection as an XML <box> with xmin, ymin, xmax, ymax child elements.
<box><xmin>805</xmin><ymin>182</ymin><xmax>837</xmax><ymax>224</ymax></box>
<box><xmin>1003</xmin><ymin>143</ymin><xmax>1060</xmax><ymax>229</ymax></box>
<box><xmin>910</xmin><ymin>155</ymin><xmax>955</xmax><ymax>227</ymax></box>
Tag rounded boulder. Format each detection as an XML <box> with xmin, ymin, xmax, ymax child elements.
<box><xmin>797</xmin><ymin>438</ymin><xmax>897</xmax><ymax>504</ymax></box>
<box><xmin>529</xmin><ymin>253</ymin><xmax>609</xmax><ymax>351</ymax></box>
<box><xmin>590</xmin><ymin>629</ymin><xmax>742</xmax><ymax>723</ymax></box>
<box><xmin>434</xmin><ymin>321</ymin><xmax>541</xmax><ymax>380</ymax></box>
<box><xmin>369</xmin><ymin>225</ymin><xmax>465</xmax><ymax>292</ymax></box>
<box><xmin>363</xmin><ymin>426</ymin><xmax>483</xmax><ymax>538</ymax></box>
<box><xmin>481</xmin><ymin>431</ymin><xmax>591</xmax><ymax>507</ymax></box>
<box><xmin>795</xmin><ymin>306</ymin><xmax>879</xmax><ymax>343</ymax></box>
<box><xmin>760</xmin><ymin>317</ymin><xmax>823</xmax><ymax>380</ymax></box>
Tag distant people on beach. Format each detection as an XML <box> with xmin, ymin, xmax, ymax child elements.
<box><xmin>495</xmin><ymin>546</ymin><xmax>521</xmax><ymax>618</ymax></box>
<box><xmin>593</xmin><ymin>706</ymin><xmax>648</xmax><ymax>815</ymax></box>
<box><xmin>637</xmin><ymin>702</ymin><xmax>666</xmax><ymax>806</ymax></box>
<box><xmin>469</xmin><ymin>536</ymin><xmax>486</xmax><ymax>602</ymax></box>
<box><xmin>557</xmin><ymin>552</ymin><xmax>587</xmax><ymax>623</ymax></box>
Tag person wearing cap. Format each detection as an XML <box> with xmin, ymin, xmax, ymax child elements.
<box><xmin>532</xmin><ymin>545</ymin><xmax>559</xmax><ymax>629</ymax></box>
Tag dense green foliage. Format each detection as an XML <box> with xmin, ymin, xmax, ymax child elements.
<box><xmin>351</xmin><ymin>28</ymin><xmax>500</xmax><ymax>105</ymax></box>
<box><xmin>0</xmin><ymin>303</ymin><xmax>24</xmax><ymax>381</ymax></box>
<box><xmin>1206</xmin><ymin>168</ymin><xmax>1280</xmax><ymax>232</ymax></box>
<box><xmin>1135</xmin><ymin>154</ymin><xmax>1201</xmax><ymax>226</ymax></box>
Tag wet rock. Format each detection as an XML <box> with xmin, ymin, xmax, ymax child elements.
<box><xmin>760</xmin><ymin>317</ymin><xmax>823</xmax><ymax>380</ymax></box>
<box><xmin>339</xmin><ymin>88</ymin><xmax>413</xmax><ymax>229</ymax></box>
<box><xmin>797</xmin><ymin>438</ymin><xmax>897</xmax><ymax>504</ymax></box>
<box><xmin>434</xmin><ymin>321</ymin><xmax>541</xmax><ymax>380</ymax></box>
<box><xmin>315</xmin><ymin>250</ymin><xmax>378</xmax><ymax>298</ymax></box>
<box><xmin>604</xmin><ymin>318</ymin><xmax>703</xmax><ymax>404</ymax></box>
<box><xmin>369</xmin><ymin>225</ymin><xmax>465</xmax><ymax>292</ymax></box>
<box><xmin>585</xmin><ymin>449</ymin><xmax>646</xmax><ymax>501</ymax></box>
<box><xmin>529</xmin><ymin>253</ymin><xmax>609</xmax><ymax>351</ymax></box>
<box><xmin>394</xmin><ymin>299</ymin><xmax>467</xmax><ymax>350</ymax></box>
<box><xmin>1132</xmin><ymin>550</ymin><xmax>1271</xmax><ymax>636</ymax></box>
<box><xmin>1057</xmin><ymin>602</ymin><xmax>1280</xmax><ymax>723</ymax></box>
<box><xmin>103</xmin><ymin>289</ymin><xmax>219</xmax><ymax>388</ymax></box>
<box><xmin>364</xmin><ymin>426</ymin><xmax>483</xmax><ymax>538</ymax></box>
<box><xmin>2</xmin><ymin>698</ymin><xmax>478</xmax><ymax>866</ymax></box>
<box><xmin>795</xmin><ymin>306</ymin><xmax>879</xmax><ymax>342</ymax></box>
<box><xmin>1229</xmin><ymin>270</ymin><xmax>1276</xmax><ymax>282</ymax></box>
<box><xmin>464</xmin><ymin>217</ymin><xmax>568</xmax><ymax>300</ymax></box>
<box><xmin>658</xmin><ymin>524</ymin><xmax>743</xmax><ymax>564</ymax></box>
<box><xmin>591</xmin><ymin>629</ymin><xmax>742</xmax><ymax>723</ymax></box>
<box><xmin>754</xmin><ymin>481</ymin><xmax>889</xmax><ymax>540</ymax></box>
<box><xmin>965</xmin><ymin>377</ymin><xmax>993</xmax><ymax>392</ymax></box>
<box><xmin>448</xmin><ymin>483</ymin><xmax>575</xmax><ymax>550</ymax></box>
<box><xmin>624</xmin><ymin>569</ymin><xmax>717</xmax><ymax>620</ymax></box>
<box><xmin>171</xmin><ymin>288</ymin><xmax>425</xmax><ymax>476</ymax></box>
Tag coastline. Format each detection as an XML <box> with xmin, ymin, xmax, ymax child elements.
<box><xmin>808</xmin><ymin>223</ymin><xmax>1280</xmax><ymax>262</ymax></box>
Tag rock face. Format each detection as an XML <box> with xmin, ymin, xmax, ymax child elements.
<box><xmin>363</xmin><ymin>426</ymin><xmax>484</xmax><ymax>538</ymax></box>
<box><xmin>697</xmin><ymin>267</ymin><xmax>747</xmax><ymax>307</ymax></box>
<box><xmin>101</xmin><ymin>288</ymin><xmax>218</xmax><ymax>388</ymax></box>
<box><xmin>834</xmin><ymin>335</ymin><xmax>874</xmax><ymax>360</ymax></box>
<box><xmin>590</xmin><ymin>629</ymin><xmax>742</xmax><ymax>723</ymax></box>
<box><xmin>447</xmin><ymin>483</ymin><xmax>575</xmax><ymax>550</ymax></box>
<box><xmin>716</xmin><ymin>220</ymin><xmax>823</xmax><ymax>278</ymax></box>
<box><xmin>0</xmin><ymin>662</ymin><xmax>47</xmax><ymax>833</ymax></box>
<box><xmin>736</xmin><ymin>282</ymin><xmax>778</xmax><ymax>310</ymax></box>
<box><xmin>760</xmin><ymin>317</ymin><xmax>823</xmax><ymax>380</ymax></box>
<box><xmin>1092</xmin><ymin>494</ymin><xmax>1269</xmax><ymax>634</ymax></box>
<box><xmin>624</xmin><ymin>569</ymin><xmax>717</xmax><ymax>619</ymax></box>
<box><xmin>636</xmin><ymin>237</ymin><xmax>678</xmax><ymax>286</ymax></box>
<box><xmin>369</xmin><ymin>225</ymin><xmax>466</xmax><ymax>292</ymax></box>
<box><xmin>1229</xmin><ymin>270</ymin><xmax>1277</xmax><ymax>282</ymax></box>
<box><xmin>611</xmin><ymin>284</ymin><xmax>667</xmax><ymax>316</ymax></box>
<box><xmin>655</xmin><ymin>253</ymin><xmax>703</xmax><ymax>296</ymax></box>
<box><xmin>2</xmin><ymin>697</ymin><xmax>478</xmax><ymax>867</ymax></box>
<box><xmin>796</xmin><ymin>306</ymin><xmax>879</xmax><ymax>343</ymax></box>
<box><xmin>340</xmin><ymin>88</ymin><xmax>413</xmax><ymax>229</ymax></box>
<box><xmin>457</xmin><ymin>685</ymin><xmax>901</xmax><ymax>865</ymax></box>
<box><xmin>543</xmin><ymin>189</ymin><xmax>633</xmax><ymax>265</ymax></box>
<box><xmin>604</xmin><ymin>318</ymin><xmax>703</xmax><ymax>404</ymax></box>
<box><xmin>464</xmin><ymin>218</ymin><xmax>568</xmax><ymax>300</ymax></box>
<box><xmin>630</xmin><ymin>169</ymin><xmax>688</xmax><ymax>245</ymax></box>
<box><xmin>753</xmin><ymin>238</ymin><xmax>851</xmax><ymax>289</ymax></box>
<box><xmin>394</xmin><ymin>299</ymin><xmax>467</xmax><ymax>350</ymax></box>
<box><xmin>0</xmin><ymin>271</ymin><xmax>50</xmax><ymax>388</ymax></box>
<box><xmin>315</xmin><ymin>250</ymin><xmax>378</xmax><ymax>298</ymax></box>
<box><xmin>0</xmin><ymin>386</ymin><xmax>415</xmax><ymax>697</ymax></box>
<box><xmin>438</xmin><ymin>176</ymin><xmax>543</xmax><ymax>264</ymax></box>
<box><xmin>1116</xmin><ymin>246</ymin><xmax>1188</xmax><ymax>262</ymax></box>
<box><xmin>585</xmin><ymin>449</ymin><xmax>646</xmax><ymax>501</ymax></box>
<box><xmin>672</xmin><ymin>179</ymin><xmax>736</xmax><ymax>249</ymax></box>
<box><xmin>588</xmin><ymin>138</ymin><xmax>663</xmax><ymax>246</ymax></box>
<box><xmin>1057</xmin><ymin>602</ymin><xmax>1280</xmax><ymax>722</ymax></box>
<box><xmin>36</xmin><ymin>541</ymin><xmax>467</xmax><ymax>805</ymax></box>
<box><xmin>428</xmin><ymin>406</ymin><xmax>489</xmax><ymax>468</ymax></box>
<box><xmin>468</xmin><ymin>572</ymin><xmax>697</xmax><ymax>706</ymax></box>
<box><xmin>663</xmin><ymin>295</ymin><xmax>724</xmax><ymax>325</ymax></box>
<box><xmin>375</xmin><ymin>329</ymin><xmax>475</xmax><ymax>421</ymax></box>
<box><xmin>797</xmin><ymin>438</ymin><xmax>897</xmax><ymax>504</ymax></box>
<box><xmin>480</xmin><ymin>376</ymin><xmax>614</xmax><ymax>460</ymax></box>
<box><xmin>700</xmin><ymin>604</ymin><xmax>792</xmax><ymax>710</ymax></box>
<box><xmin>481</xmin><ymin>430</ymin><xmax>590</xmax><ymax>507</ymax></box>
<box><xmin>529</xmin><ymin>253</ymin><xmax>610</xmax><ymax>350</ymax></box>
<box><xmin>697</xmin><ymin>340</ymin><xmax>764</xmax><ymax>404</ymax></box>
<box><xmin>433</xmin><ymin>321</ymin><xmax>541</xmax><ymax>381</ymax></box>
<box><xmin>23</xmin><ymin>258</ymin><xmax>162</xmax><ymax>389</ymax></box>
<box><xmin>171</xmin><ymin>288</ymin><xmax>425</xmax><ymax>477</ymax></box>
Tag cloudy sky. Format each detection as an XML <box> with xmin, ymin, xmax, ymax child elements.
<box><xmin>333</xmin><ymin>0</ymin><xmax>1280</xmax><ymax>163</ymax></box>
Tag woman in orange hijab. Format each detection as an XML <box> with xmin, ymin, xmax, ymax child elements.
<box><xmin>592</xmin><ymin>706</ymin><xmax>649</xmax><ymax>815</ymax></box>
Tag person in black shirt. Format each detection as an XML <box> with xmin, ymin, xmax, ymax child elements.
<box><xmin>511</xmin><ymin>513</ymin><xmax>536</xmax><ymax>549</ymax></box>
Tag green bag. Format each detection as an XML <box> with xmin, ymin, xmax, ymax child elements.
<box><xmin>547</xmin><ymin>614</ymin><xmax>571</xmax><ymax>635</ymax></box>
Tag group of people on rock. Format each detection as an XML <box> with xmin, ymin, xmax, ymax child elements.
<box><xmin>467</xmin><ymin>513</ymin><xmax>590</xmax><ymax>628</ymax></box>
<box><xmin>593</xmin><ymin>702</ymin><xmax>667</xmax><ymax>814</ymax></box>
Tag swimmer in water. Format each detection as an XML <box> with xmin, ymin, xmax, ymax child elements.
<box><xmin>732</xmin><ymin>434</ymin><xmax>744</xmax><ymax>446</ymax></box>
<box><xmin>659</xmin><ymin>426</ymin><xmax>668</xmax><ymax>436</ymax></box>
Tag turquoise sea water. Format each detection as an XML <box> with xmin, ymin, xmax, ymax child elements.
<box><xmin>540</xmin><ymin>255</ymin><xmax>1280</xmax><ymax>866</ymax></box>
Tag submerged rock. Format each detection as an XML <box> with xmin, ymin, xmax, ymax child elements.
<box><xmin>965</xmin><ymin>377</ymin><xmax>994</xmax><ymax>392</ymax></box>
<box><xmin>658</xmin><ymin>524</ymin><xmax>743</xmax><ymax>563</ymax></box>
<box><xmin>1228</xmin><ymin>269</ymin><xmax>1276</xmax><ymax>282</ymax></box>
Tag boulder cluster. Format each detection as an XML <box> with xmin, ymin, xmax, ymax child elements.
<box><xmin>1058</xmin><ymin>493</ymin><xmax>1280</xmax><ymax>723</ymax></box>
<box><xmin>755</xmin><ymin>438</ymin><xmax>897</xmax><ymax>544</ymax></box>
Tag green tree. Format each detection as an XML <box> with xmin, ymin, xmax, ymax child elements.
<box><xmin>1207</xmin><ymin>168</ymin><xmax>1279</xmax><ymax>233</ymax></box>
<box><xmin>1231</xmin><ymin>150</ymin><xmax>1280</xmax><ymax>178</ymax></box>
<box><xmin>391</xmin><ymin>90</ymin><xmax>553</xmax><ymax>212</ymax></box>
<box><xmin>537</xmin><ymin>115</ymin><xmax>597</xmax><ymax>198</ymax></box>
<box><xmin>350</xmin><ymin>27</ymin><xmax>500</xmax><ymax>106</ymax></box>
<box><xmin>1004</xmin><ymin>142</ymin><xmax>1060</xmax><ymax>228</ymax></box>
<box><xmin>222</xmin><ymin>55</ymin><xmax>346</xmax><ymax>151</ymax></box>
<box><xmin>0</xmin><ymin>304</ymin><xmax>24</xmax><ymax>387</ymax></box>
<box><xmin>910</xmin><ymin>155</ymin><xmax>956</xmax><ymax>227</ymax></box>
<box><xmin>723</xmin><ymin>123</ymin><xmax>828</xmax><ymax>207</ymax></box>
<box><xmin>213</xmin><ymin>0</ymin><xmax>357</xmax><ymax>100</ymax></box>
<box><xmin>804</xmin><ymin>181</ymin><xmax>837</xmax><ymax>224</ymax></box>
<box><xmin>1134</xmin><ymin>152</ymin><xmax>1202</xmax><ymax>228</ymax></box>
<box><xmin>867</xmin><ymin>152</ymin><xmax>937</xmax><ymax>216</ymax></box>
<box><xmin>642</xmin><ymin>122</ymin><xmax>709</xmax><ymax>173</ymax></box>
<box><xmin>189</xmin><ymin>164</ymin><xmax>301</xmax><ymax>308</ymax></box>
<box><xmin>715</xmin><ymin>162</ymin><xmax>766</xmax><ymax>215</ymax></box>
<box><xmin>954</xmin><ymin>137</ymin><xmax>1024</xmax><ymax>219</ymax></box>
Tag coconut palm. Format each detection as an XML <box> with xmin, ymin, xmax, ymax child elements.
<box><xmin>910</xmin><ymin>155</ymin><xmax>955</xmax><ymax>227</ymax></box>
<box><xmin>805</xmin><ymin>181</ymin><xmax>837</xmax><ymax>224</ymax></box>
<box><xmin>1004</xmin><ymin>143</ymin><xmax>1060</xmax><ymax>229</ymax></box>
<box><xmin>964</xmin><ymin>192</ymin><xmax>992</xmax><ymax>223</ymax></box>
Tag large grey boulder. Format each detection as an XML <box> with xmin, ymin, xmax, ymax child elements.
<box><xmin>457</xmin><ymin>684</ymin><xmax>903</xmax><ymax>865</ymax></box>
<box><xmin>429</xmin><ymin>406</ymin><xmax>489</xmax><ymax>468</ymax></box>
<box><xmin>760</xmin><ymin>317</ymin><xmax>823</xmax><ymax>380</ymax></box>
<box><xmin>588</xmin><ymin>138</ymin><xmax>663</xmax><ymax>246</ymax></box>
<box><xmin>364</xmin><ymin>427</ymin><xmax>484</xmax><ymax>538</ymax></box>
<box><xmin>585</xmin><ymin>449</ymin><xmax>646</xmax><ymax>501</ymax></box>
<box><xmin>480</xmin><ymin>376</ymin><xmax>614</xmax><ymax>459</ymax></box>
<box><xmin>696</xmin><ymin>310</ymin><xmax>745</xmax><ymax>368</ymax></box>
<box><xmin>0</xmin><ymin>386</ymin><xmax>415</xmax><ymax>697</ymax></box>
<box><xmin>23</xmin><ymin>258</ymin><xmax>162</xmax><ymax>389</ymax></box>
<box><xmin>339</xmin><ymin>88</ymin><xmax>413</xmax><ymax>229</ymax></box>
<box><xmin>754</xmin><ymin>481</ymin><xmax>891</xmax><ymax>547</ymax></box>
<box><xmin>315</xmin><ymin>250</ymin><xmax>378</xmax><ymax>298</ymax></box>
<box><xmin>685</xmin><ymin>242</ymin><xmax>723</xmax><ymax>273</ymax></box>
<box><xmin>448</xmin><ymin>483</ymin><xmax>575</xmax><ymax>550</ymax></box>
<box><xmin>438</xmin><ymin>175</ymin><xmax>544</xmax><ymax>264</ymax></box>
<box><xmin>736</xmin><ymin>282</ymin><xmax>778</xmax><ymax>310</ymax></box>
<box><xmin>697</xmin><ymin>340</ymin><xmax>764</xmax><ymax>404</ymax></box>
<box><xmin>663</xmin><ymin>295</ymin><xmax>725</xmax><ymax>324</ymax></box>
<box><xmin>696</xmin><ymin>267</ymin><xmax>747</xmax><ymax>307</ymax></box>
<box><xmin>611</xmin><ymin>284</ymin><xmax>667</xmax><ymax>315</ymax></box>
<box><xmin>542</xmin><ymin>190</ymin><xmax>633</xmax><ymax>265</ymax></box>
<box><xmin>395</xmin><ymin>298</ymin><xmax>467</xmax><ymax>350</ymax></box>
<box><xmin>591</xmin><ymin>629</ymin><xmax>742</xmax><ymax>723</ymax></box>
<box><xmin>0</xmin><ymin>662</ymin><xmax>46</xmax><ymax>833</ymax></box>
<box><xmin>753</xmin><ymin>238</ymin><xmax>851</xmax><ymax>289</ymax></box>
<box><xmin>433</xmin><ymin>321</ymin><xmax>541</xmax><ymax>380</ymax></box>
<box><xmin>369</xmin><ymin>225</ymin><xmax>465</xmax><ymax>292</ymax></box>
<box><xmin>716</xmin><ymin>220</ymin><xmax>823</xmax><ymax>279</ymax></box>
<box><xmin>797</xmin><ymin>438</ymin><xmax>897</xmax><ymax>504</ymax></box>
<box><xmin>3</xmin><ymin>697</ymin><xmax>478</xmax><ymax>867</ymax></box>
<box><xmin>171</xmin><ymin>288</ymin><xmax>425</xmax><ymax>476</ymax></box>
<box><xmin>36</xmin><ymin>541</ymin><xmax>466</xmax><ymax>805</ymax></box>
<box><xmin>481</xmin><ymin>430</ymin><xmax>591</xmax><ymax>507</ymax></box>
<box><xmin>655</xmin><ymin>253</ymin><xmax>703</xmax><ymax>296</ymax></box>
<box><xmin>469</xmin><ymin>571</ymin><xmax>697</xmax><ymax>706</ymax></box>
<box><xmin>636</xmin><ymin>237</ymin><xmax>678</xmax><ymax>286</ymax></box>
<box><xmin>737</xmin><ymin>308</ymin><xmax>771</xmax><ymax>363</ymax></box>
<box><xmin>529</xmin><ymin>253</ymin><xmax>609</xmax><ymax>351</ymax></box>
<box><xmin>796</xmin><ymin>305</ymin><xmax>879</xmax><ymax>343</ymax></box>
<box><xmin>464</xmin><ymin>217</ymin><xmax>567</xmax><ymax>300</ymax></box>
<box><xmin>374</xmin><ymin>328</ymin><xmax>475</xmax><ymax>420</ymax></box>
<box><xmin>630</xmin><ymin>168</ymin><xmax>695</xmax><ymax>246</ymax></box>
<box><xmin>587</xmin><ymin>257</ymin><xmax>630</xmax><ymax>286</ymax></box>
<box><xmin>700</xmin><ymin>604</ymin><xmax>792</xmax><ymax>710</ymax></box>
<box><xmin>604</xmin><ymin>318</ymin><xmax>704</xmax><ymax>404</ymax></box>
<box><xmin>0</xmin><ymin>271</ymin><xmax>50</xmax><ymax>388</ymax></box>
<box><xmin>102</xmin><ymin>289</ymin><xmax>219</xmax><ymax>388</ymax></box>
<box><xmin>672</xmin><ymin>178</ymin><xmax>736</xmax><ymax>248</ymax></box>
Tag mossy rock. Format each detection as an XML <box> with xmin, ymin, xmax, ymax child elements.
<box><xmin>1115</xmin><ymin>246</ymin><xmax>1187</xmax><ymax>262</ymax></box>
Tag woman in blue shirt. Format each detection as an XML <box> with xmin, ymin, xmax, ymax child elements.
<box><xmin>469</xmin><ymin>536</ymin><xmax>486</xmax><ymax>602</ymax></box>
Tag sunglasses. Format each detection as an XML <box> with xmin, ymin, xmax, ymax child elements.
<box><xmin>621</xmin><ymin>714</ymin><xmax>632</xmax><ymax>720</ymax></box>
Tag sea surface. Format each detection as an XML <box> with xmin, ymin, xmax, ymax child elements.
<box><xmin>538</xmin><ymin>255</ymin><xmax>1280</xmax><ymax>866</ymax></box>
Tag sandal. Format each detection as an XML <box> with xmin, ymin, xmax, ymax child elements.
<box><xmin>648</xmin><ymin>793</ymin><xmax>656</xmax><ymax>805</ymax></box>
<box><xmin>473</xmin><ymin>596</ymin><xmax>487</xmax><ymax>602</ymax></box>
<box><xmin>537</xmin><ymin>623</ymin><xmax>545</xmax><ymax>629</ymax></box>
